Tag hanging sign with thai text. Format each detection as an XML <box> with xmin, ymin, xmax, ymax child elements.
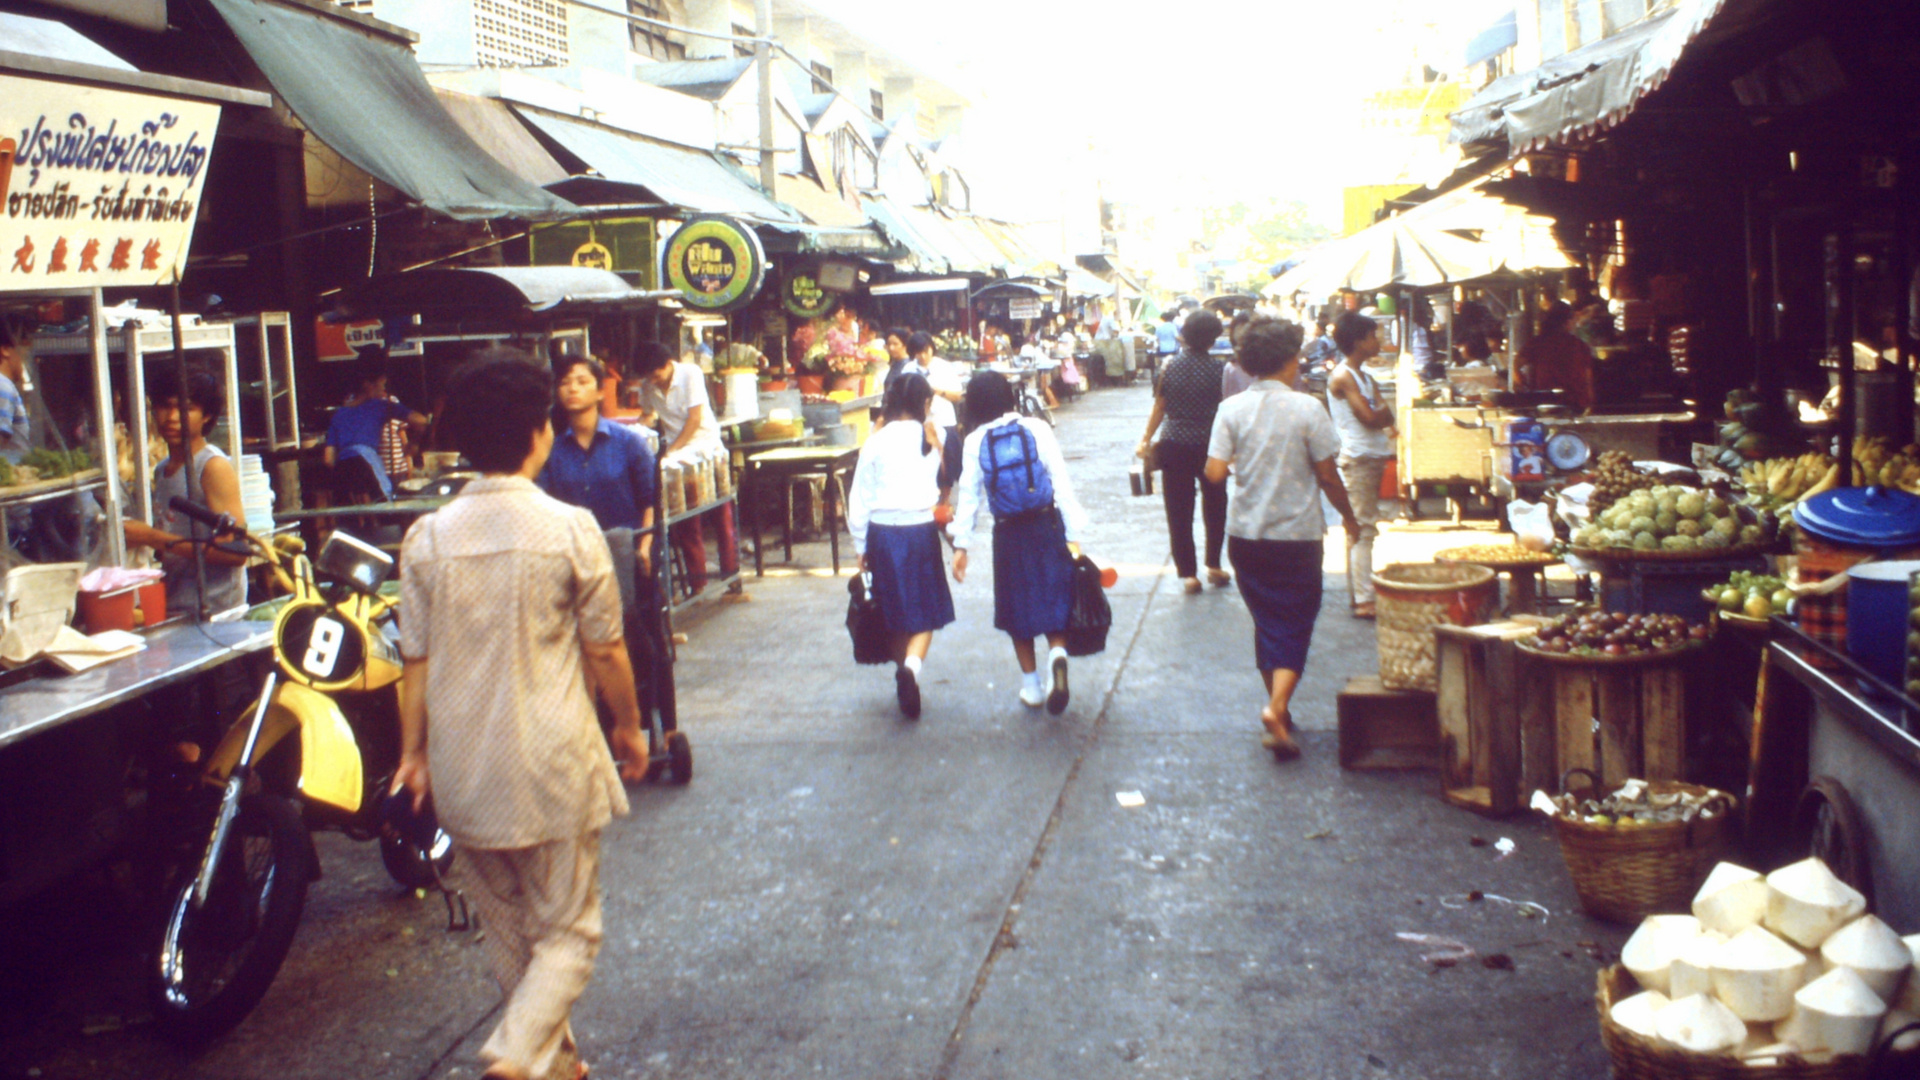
<box><xmin>782</xmin><ymin>268</ymin><xmax>833</xmax><ymax>318</ymax></box>
<box><xmin>1</xmin><ymin>74</ymin><xmax>221</xmax><ymax>291</ymax></box>
<box><xmin>660</xmin><ymin>214</ymin><xmax>764</xmax><ymax>313</ymax></box>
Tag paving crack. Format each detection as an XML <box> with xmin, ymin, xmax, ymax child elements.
<box><xmin>929</xmin><ymin>559</ymin><xmax>1168</xmax><ymax>1080</ymax></box>
<box><xmin>411</xmin><ymin>1000</ymin><xmax>502</xmax><ymax>1080</ymax></box>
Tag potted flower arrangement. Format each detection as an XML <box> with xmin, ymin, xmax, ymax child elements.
<box><xmin>791</xmin><ymin>323</ymin><xmax>825</xmax><ymax>395</ymax></box>
<box><xmin>825</xmin><ymin>325</ymin><xmax>864</xmax><ymax>392</ymax></box>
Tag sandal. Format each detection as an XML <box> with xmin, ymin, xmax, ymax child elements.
<box><xmin>1206</xmin><ymin>568</ymin><xmax>1232</xmax><ymax>588</ymax></box>
<box><xmin>1182</xmin><ymin>578</ymin><xmax>1203</xmax><ymax>594</ymax></box>
<box><xmin>1350</xmin><ymin>603</ymin><xmax>1376</xmax><ymax>620</ymax></box>
<box><xmin>1260</xmin><ymin>709</ymin><xmax>1301</xmax><ymax>760</ymax></box>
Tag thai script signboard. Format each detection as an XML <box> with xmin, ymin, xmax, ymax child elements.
<box><xmin>1</xmin><ymin>74</ymin><xmax>221</xmax><ymax>291</ymax></box>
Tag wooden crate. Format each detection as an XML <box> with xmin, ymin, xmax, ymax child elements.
<box><xmin>1548</xmin><ymin>660</ymin><xmax>1687</xmax><ymax>789</ymax></box>
<box><xmin>1336</xmin><ymin>677</ymin><xmax>1440</xmax><ymax>770</ymax></box>
<box><xmin>1434</xmin><ymin>623</ymin><xmax>1554</xmax><ymax>817</ymax></box>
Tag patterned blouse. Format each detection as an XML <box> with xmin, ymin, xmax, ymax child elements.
<box><xmin>1155</xmin><ymin>347</ymin><xmax>1226</xmax><ymax>447</ymax></box>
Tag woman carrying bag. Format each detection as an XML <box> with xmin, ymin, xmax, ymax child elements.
<box><xmin>949</xmin><ymin>371</ymin><xmax>1089</xmax><ymax>715</ymax></box>
<box><xmin>848</xmin><ymin>373</ymin><xmax>954</xmax><ymax>719</ymax></box>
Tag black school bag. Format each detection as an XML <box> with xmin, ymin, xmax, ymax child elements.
<box><xmin>846</xmin><ymin>573</ymin><xmax>893</xmax><ymax>665</ymax></box>
<box><xmin>1065</xmin><ymin>555</ymin><xmax>1112</xmax><ymax>657</ymax></box>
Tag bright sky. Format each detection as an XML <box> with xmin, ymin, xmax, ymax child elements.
<box><xmin>808</xmin><ymin>0</ymin><xmax>1513</xmax><ymax>227</ymax></box>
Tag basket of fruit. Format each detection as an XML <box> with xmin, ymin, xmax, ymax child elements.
<box><xmin>1573</xmin><ymin>480</ymin><xmax>1771</xmax><ymax>562</ymax></box>
<box><xmin>1705</xmin><ymin>571</ymin><xmax>1791</xmax><ymax>629</ymax></box>
<box><xmin>1518</xmin><ymin>611</ymin><xmax>1713</xmax><ymax>665</ymax></box>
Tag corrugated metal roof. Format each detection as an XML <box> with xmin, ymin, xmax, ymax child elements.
<box><xmin>633</xmin><ymin>57</ymin><xmax>753</xmax><ymax>102</ymax></box>
<box><xmin>517</xmin><ymin>108</ymin><xmax>797</xmax><ymax>222</ymax></box>
<box><xmin>861</xmin><ymin>197</ymin><xmax>951</xmax><ymax>275</ymax></box>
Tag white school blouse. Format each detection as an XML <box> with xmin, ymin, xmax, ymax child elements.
<box><xmin>848</xmin><ymin>418</ymin><xmax>943</xmax><ymax>554</ymax></box>
<box><xmin>947</xmin><ymin>413</ymin><xmax>1088</xmax><ymax>552</ymax></box>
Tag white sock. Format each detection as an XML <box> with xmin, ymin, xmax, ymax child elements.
<box><xmin>904</xmin><ymin>655</ymin><xmax>922</xmax><ymax>675</ymax></box>
<box><xmin>1023</xmin><ymin>669</ymin><xmax>1043</xmax><ymax>691</ymax></box>
<box><xmin>1048</xmin><ymin>645</ymin><xmax>1068</xmax><ymax>664</ymax></box>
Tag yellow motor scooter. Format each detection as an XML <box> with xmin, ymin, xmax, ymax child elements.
<box><xmin>149</xmin><ymin>497</ymin><xmax>459</xmax><ymax>1045</ymax></box>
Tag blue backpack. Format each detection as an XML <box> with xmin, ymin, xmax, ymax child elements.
<box><xmin>981</xmin><ymin>422</ymin><xmax>1054</xmax><ymax>517</ymax></box>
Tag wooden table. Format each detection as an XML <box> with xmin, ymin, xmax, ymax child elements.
<box><xmin>741</xmin><ymin>446</ymin><xmax>860</xmax><ymax>575</ymax></box>
<box><xmin>1433</xmin><ymin>548</ymin><xmax>1560</xmax><ymax>615</ymax></box>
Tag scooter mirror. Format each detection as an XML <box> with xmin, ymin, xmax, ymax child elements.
<box><xmin>316</xmin><ymin>530</ymin><xmax>394</xmax><ymax>594</ymax></box>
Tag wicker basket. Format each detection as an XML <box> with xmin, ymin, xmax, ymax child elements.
<box><xmin>1596</xmin><ymin>966</ymin><xmax>1918</xmax><ymax>1080</ymax></box>
<box><xmin>1372</xmin><ymin>562</ymin><xmax>1498</xmax><ymax>691</ymax></box>
<box><xmin>1552</xmin><ymin>774</ymin><xmax>1734</xmax><ymax>924</ymax></box>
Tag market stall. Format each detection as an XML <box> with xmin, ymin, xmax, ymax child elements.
<box><xmin>0</xmin><ymin>56</ymin><xmax>277</xmax><ymax>915</ymax></box>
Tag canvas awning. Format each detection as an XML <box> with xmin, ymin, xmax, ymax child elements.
<box><xmin>435</xmin><ymin>88</ymin><xmax>569</xmax><ymax>188</ymax></box>
<box><xmin>204</xmin><ymin>0</ymin><xmax>574</xmax><ymax>221</ymax></box>
<box><xmin>516</xmin><ymin>108</ymin><xmax>796</xmax><ymax>222</ymax></box>
<box><xmin>0</xmin><ymin>11</ymin><xmax>268</xmax><ymax>106</ymax></box>
<box><xmin>332</xmin><ymin>267</ymin><xmax>670</xmax><ymax>321</ymax></box>
<box><xmin>1450</xmin><ymin>0</ymin><xmax>1731</xmax><ymax>153</ymax></box>
<box><xmin>869</xmin><ymin>277</ymin><xmax>971</xmax><ymax>296</ymax></box>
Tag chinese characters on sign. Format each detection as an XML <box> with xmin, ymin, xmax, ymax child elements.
<box><xmin>2</xmin><ymin>74</ymin><xmax>222</xmax><ymax>290</ymax></box>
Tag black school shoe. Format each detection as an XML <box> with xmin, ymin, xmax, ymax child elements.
<box><xmin>896</xmin><ymin>665</ymin><xmax>922</xmax><ymax>719</ymax></box>
<box><xmin>1046</xmin><ymin>654</ymin><xmax>1070</xmax><ymax>715</ymax></box>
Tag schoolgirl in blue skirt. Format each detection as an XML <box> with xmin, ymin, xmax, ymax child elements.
<box><xmin>849</xmin><ymin>373</ymin><xmax>954</xmax><ymax>718</ymax></box>
<box><xmin>949</xmin><ymin>371</ymin><xmax>1089</xmax><ymax>714</ymax></box>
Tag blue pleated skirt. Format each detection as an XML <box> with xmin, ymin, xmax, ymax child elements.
<box><xmin>867</xmin><ymin>521</ymin><xmax>955</xmax><ymax>635</ymax></box>
<box><xmin>992</xmin><ymin>508</ymin><xmax>1075</xmax><ymax>639</ymax></box>
<box><xmin>1228</xmin><ymin>536</ymin><xmax>1324</xmax><ymax>673</ymax></box>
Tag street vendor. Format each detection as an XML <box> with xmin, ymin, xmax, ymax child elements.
<box><xmin>1516</xmin><ymin>301</ymin><xmax>1596</xmax><ymax>412</ymax></box>
<box><xmin>0</xmin><ymin>319</ymin><xmax>32</xmax><ymax>463</ymax></box>
<box><xmin>634</xmin><ymin>340</ymin><xmax>737</xmax><ymax>594</ymax></box>
<box><xmin>539</xmin><ymin>355</ymin><xmax>657</xmax><ymax>573</ymax></box>
<box><xmin>123</xmin><ymin>364</ymin><xmax>249</xmax><ymax>617</ymax></box>
<box><xmin>324</xmin><ymin>349</ymin><xmax>428</xmax><ymax>500</ymax></box>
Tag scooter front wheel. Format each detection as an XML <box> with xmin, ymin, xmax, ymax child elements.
<box><xmin>149</xmin><ymin>793</ymin><xmax>311</xmax><ymax>1045</ymax></box>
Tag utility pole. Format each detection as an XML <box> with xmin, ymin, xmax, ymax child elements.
<box><xmin>755</xmin><ymin>0</ymin><xmax>776</xmax><ymax>194</ymax></box>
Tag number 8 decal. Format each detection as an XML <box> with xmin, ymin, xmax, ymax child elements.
<box><xmin>303</xmin><ymin>617</ymin><xmax>345</xmax><ymax>677</ymax></box>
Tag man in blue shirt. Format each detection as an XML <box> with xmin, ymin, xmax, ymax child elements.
<box><xmin>539</xmin><ymin>355</ymin><xmax>657</xmax><ymax>573</ymax></box>
<box><xmin>1153</xmin><ymin>310</ymin><xmax>1181</xmax><ymax>379</ymax></box>
<box><xmin>325</xmin><ymin>349</ymin><xmax>426</xmax><ymax>499</ymax></box>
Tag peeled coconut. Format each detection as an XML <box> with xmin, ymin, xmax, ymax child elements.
<box><xmin>1610</xmin><ymin>989</ymin><xmax>1669</xmax><ymax>1040</ymax></box>
<box><xmin>1879</xmin><ymin>1009</ymin><xmax>1920</xmax><ymax>1053</ymax></box>
<box><xmin>1899</xmin><ymin>935</ymin><xmax>1920</xmax><ymax>1014</ymax></box>
<box><xmin>1694</xmin><ymin>862</ymin><xmax>1769</xmax><ymax>935</ymax></box>
<box><xmin>1765</xmin><ymin>858</ymin><xmax>1866</xmax><ymax>949</ymax></box>
<box><xmin>1712</xmin><ymin>926</ymin><xmax>1811</xmax><ymax>1022</ymax></box>
<box><xmin>1777</xmin><ymin>967</ymin><xmax>1888</xmax><ymax>1056</ymax></box>
<box><xmin>1671</xmin><ymin>930</ymin><xmax>1729</xmax><ymax>1000</ymax></box>
<box><xmin>1820</xmin><ymin>915</ymin><xmax>1911</xmax><ymax>1002</ymax></box>
<box><xmin>1740</xmin><ymin>1041</ymin><xmax>1805</xmax><ymax>1067</ymax></box>
<box><xmin>1624</xmin><ymin>914</ymin><xmax>1704</xmax><ymax>995</ymax></box>
<box><xmin>1656</xmin><ymin>993</ymin><xmax>1748</xmax><ymax>1054</ymax></box>
<box><xmin>1734</xmin><ymin>1023</ymin><xmax>1777</xmax><ymax>1060</ymax></box>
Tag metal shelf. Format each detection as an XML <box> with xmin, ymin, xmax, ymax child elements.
<box><xmin>0</xmin><ymin>470</ymin><xmax>108</xmax><ymax>509</ymax></box>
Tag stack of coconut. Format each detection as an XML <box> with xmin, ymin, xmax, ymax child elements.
<box><xmin>1610</xmin><ymin>857</ymin><xmax>1919</xmax><ymax>1065</ymax></box>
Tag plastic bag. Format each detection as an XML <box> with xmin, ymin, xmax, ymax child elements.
<box><xmin>1065</xmin><ymin>555</ymin><xmax>1112</xmax><ymax>657</ymax></box>
<box><xmin>846</xmin><ymin>573</ymin><xmax>893</xmax><ymax>665</ymax></box>
<box><xmin>1506</xmin><ymin>498</ymin><xmax>1555</xmax><ymax>553</ymax></box>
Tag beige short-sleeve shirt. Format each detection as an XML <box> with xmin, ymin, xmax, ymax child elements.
<box><xmin>400</xmin><ymin>476</ymin><xmax>629</xmax><ymax>848</ymax></box>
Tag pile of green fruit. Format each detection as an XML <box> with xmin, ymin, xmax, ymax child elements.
<box><xmin>1907</xmin><ymin>580</ymin><xmax>1920</xmax><ymax>699</ymax></box>
<box><xmin>1713</xmin><ymin>571</ymin><xmax>1791</xmax><ymax>620</ymax></box>
<box><xmin>1574</xmin><ymin>484</ymin><xmax>1767</xmax><ymax>554</ymax></box>
<box><xmin>12</xmin><ymin>447</ymin><xmax>93</xmax><ymax>482</ymax></box>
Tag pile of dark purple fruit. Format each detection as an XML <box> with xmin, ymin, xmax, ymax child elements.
<box><xmin>1525</xmin><ymin>611</ymin><xmax>1711</xmax><ymax>658</ymax></box>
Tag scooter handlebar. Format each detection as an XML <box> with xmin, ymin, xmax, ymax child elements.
<box><xmin>168</xmin><ymin>496</ymin><xmax>236</xmax><ymax>533</ymax></box>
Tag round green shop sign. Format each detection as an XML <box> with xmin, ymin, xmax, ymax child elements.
<box><xmin>661</xmin><ymin>215</ymin><xmax>766</xmax><ymax>312</ymax></box>
<box><xmin>783</xmin><ymin>269</ymin><xmax>834</xmax><ymax>318</ymax></box>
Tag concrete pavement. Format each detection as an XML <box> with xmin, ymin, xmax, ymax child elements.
<box><xmin>0</xmin><ymin>383</ymin><xmax>1625</xmax><ymax>1080</ymax></box>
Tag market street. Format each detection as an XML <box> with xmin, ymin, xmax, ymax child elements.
<box><xmin>1</xmin><ymin>384</ymin><xmax>1627</xmax><ymax>1080</ymax></box>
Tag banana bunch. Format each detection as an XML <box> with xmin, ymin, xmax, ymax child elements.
<box><xmin>1741</xmin><ymin>452</ymin><xmax>1838</xmax><ymax>504</ymax></box>
<box><xmin>1849</xmin><ymin>435</ymin><xmax>1920</xmax><ymax>490</ymax></box>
